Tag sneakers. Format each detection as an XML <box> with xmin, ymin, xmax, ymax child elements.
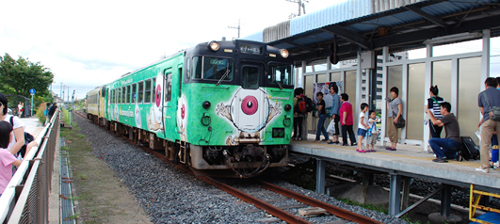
<box><xmin>368</xmin><ymin>149</ymin><xmax>376</xmax><ymax>152</ymax></box>
<box><xmin>327</xmin><ymin>141</ymin><xmax>340</xmax><ymax>144</ymax></box>
<box><xmin>475</xmin><ymin>167</ymin><xmax>490</xmax><ymax>173</ymax></box>
<box><xmin>385</xmin><ymin>147</ymin><xmax>396</xmax><ymax>151</ymax></box>
<box><xmin>356</xmin><ymin>149</ymin><xmax>367</xmax><ymax>153</ymax></box>
<box><xmin>432</xmin><ymin>158</ymin><xmax>448</xmax><ymax>163</ymax></box>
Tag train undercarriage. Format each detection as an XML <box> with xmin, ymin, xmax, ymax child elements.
<box><xmin>87</xmin><ymin>115</ymin><xmax>288</xmax><ymax>178</ymax></box>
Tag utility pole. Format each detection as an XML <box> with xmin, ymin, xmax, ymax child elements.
<box><xmin>228</xmin><ymin>19</ymin><xmax>241</xmax><ymax>39</ymax></box>
<box><xmin>286</xmin><ymin>0</ymin><xmax>307</xmax><ymax>18</ymax></box>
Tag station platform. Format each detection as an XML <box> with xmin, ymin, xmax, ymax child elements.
<box><xmin>290</xmin><ymin>135</ymin><xmax>500</xmax><ymax>191</ymax></box>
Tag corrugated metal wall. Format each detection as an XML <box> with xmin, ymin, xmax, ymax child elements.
<box><xmin>372</xmin><ymin>0</ymin><xmax>424</xmax><ymax>13</ymax></box>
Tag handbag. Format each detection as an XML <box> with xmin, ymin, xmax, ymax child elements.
<box><xmin>482</xmin><ymin>92</ymin><xmax>500</xmax><ymax>122</ymax></box>
<box><xmin>393</xmin><ymin>111</ymin><xmax>405</xmax><ymax>128</ymax></box>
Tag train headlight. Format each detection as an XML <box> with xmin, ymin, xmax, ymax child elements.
<box><xmin>283</xmin><ymin>116</ymin><xmax>291</xmax><ymax>127</ymax></box>
<box><xmin>201</xmin><ymin>113</ymin><xmax>211</xmax><ymax>126</ymax></box>
<box><xmin>272</xmin><ymin>128</ymin><xmax>285</xmax><ymax>138</ymax></box>
<box><xmin>209</xmin><ymin>41</ymin><xmax>220</xmax><ymax>51</ymax></box>
<box><xmin>280</xmin><ymin>49</ymin><xmax>289</xmax><ymax>58</ymax></box>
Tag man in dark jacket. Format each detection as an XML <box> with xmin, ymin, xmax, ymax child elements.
<box><xmin>48</xmin><ymin>102</ymin><xmax>60</xmax><ymax>120</ymax></box>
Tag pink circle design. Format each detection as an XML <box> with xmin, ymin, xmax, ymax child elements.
<box><xmin>181</xmin><ymin>104</ymin><xmax>186</xmax><ymax>119</ymax></box>
<box><xmin>241</xmin><ymin>96</ymin><xmax>258</xmax><ymax>115</ymax></box>
<box><xmin>155</xmin><ymin>85</ymin><xmax>161</xmax><ymax>107</ymax></box>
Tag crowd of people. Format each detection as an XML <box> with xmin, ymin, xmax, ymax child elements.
<box><xmin>293</xmin><ymin>77</ymin><xmax>500</xmax><ymax>174</ymax></box>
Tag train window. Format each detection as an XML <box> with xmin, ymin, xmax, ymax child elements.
<box><xmin>144</xmin><ymin>79</ymin><xmax>151</xmax><ymax>103</ymax></box>
<box><xmin>268</xmin><ymin>63</ymin><xmax>293</xmax><ymax>86</ymax></box>
<box><xmin>199</xmin><ymin>57</ymin><xmax>233</xmax><ymax>81</ymax></box>
<box><xmin>131</xmin><ymin>83</ymin><xmax>137</xmax><ymax>104</ymax></box>
<box><xmin>152</xmin><ymin>77</ymin><xmax>156</xmax><ymax>104</ymax></box>
<box><xmin>122</xmin><ymin>86</ymin><xmax>126</xmax><ymax>104</ymax></box>
<box><xmin>165</xmin><ymin>73</ymin><xmax>172</xmax><ymax>102</ymax></box>
<box><xmin>118</xmin><ymin>88</ymin><xmax>122</xmax><ymax>104</ymax></box>
<box><xmin>193</xmin><ymin>57</ymin><xmax>202</xmax><ymax>79</ymax></box>
<box><xmin>110</xmin><ymin>89</ymin><xmax>113</xmax><ymax>104</ymax></box>
<box><xmin>126</xmin><ymin>85</ymin><xmax>131</xmax><ymax>104</ymax></box>
<box><xmin>138</xmin><ymin>81</ymin><xmax>144</xmax><ymax>103</ymax></box>
<box><xmin>242</xmin><ymin>66</ymin><xmax>259</xmax><ymax>89</ymax></box>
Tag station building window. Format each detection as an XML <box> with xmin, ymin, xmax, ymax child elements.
<box><xmin>407</xmin><ymin>63</ymin><xmax>425</xmax><ymax>140</ymax></box>
<box><xmin>458</xmin><ymin>57</ymin><xmax>481</xmax><ymax>144</ymax></box>
<box><xmin>385</xmin><ymin>65</ymin><xmax>402</xmax><ymax>138</ymax></box>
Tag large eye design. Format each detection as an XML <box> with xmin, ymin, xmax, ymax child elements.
<box><xmin>241</xmin><ymin>96</ymin><xmax>258</xmax><ymax>115</ymax></box>
<box><xmin>155</xmin><ymin>85</ymin><xmax>162</xmax><ymax>107</ymax></box>
<box><xmin>181</xmin><ymin>104</ymin><xmax>186</xmax><ymax>119</ymax></box>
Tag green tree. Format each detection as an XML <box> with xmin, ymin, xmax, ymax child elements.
<box><xmin>0</xmin><ymin>53</ymin><xmax>54</xmax><ymax>99</ymax></box>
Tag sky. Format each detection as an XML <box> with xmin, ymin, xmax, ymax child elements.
<box><xmin>1</xmin><ymin>0</ymin><xmax>342</xmax><ymax>100</ymax></box>
<box><xmin>1</xmin><ymin>0</ymin><xmax>499</xmax><ymax>101</ymax></box>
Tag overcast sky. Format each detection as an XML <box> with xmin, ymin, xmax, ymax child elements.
<box><xmin>1</xmin><ymin>0</ymin><xmax>341</xmax><ymax>100</ymax></box>
<box><xmin>1</xmin><ymin>0</ymin><xmax>499</xmax><ymax>100</ymax></box>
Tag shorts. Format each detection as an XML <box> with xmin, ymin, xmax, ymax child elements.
<box><xmin>357</xmin><ymin>128</ymin><xmax>367</xmax><ymax>137</ymax></box>
<box><xmin>367</xmin><ymin>133</ymin><xmax>378</xmax><ymax>145</ymax></box>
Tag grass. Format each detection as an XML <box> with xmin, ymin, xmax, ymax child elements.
<box><xmin>61</xmin><ymin>126</ymin><xmax>115</xmax><ymax>223</ymax></box>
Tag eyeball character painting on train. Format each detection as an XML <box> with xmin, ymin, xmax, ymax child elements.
<box><xmin>147</xmin><ymin>73</ymin><xmax>164</xmax><ymax>132</ymax></box>
<box><xmin>216</xmin><ymin>87</ymin><xmax>282</xmax><ymax>145</ymax></box>
<box><xmin>177</xmin><ymin>94</ymin><xmax>188</xmax><ymax>141</ymax></box>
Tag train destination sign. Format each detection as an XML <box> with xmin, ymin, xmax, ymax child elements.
<box><xmin>239</xmin><ymin>45</ymin><xmax>261</xmax><ymax>55</ymax></box>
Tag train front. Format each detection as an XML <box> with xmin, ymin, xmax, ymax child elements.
<box><xmin>182</xmin><ymin>40</ymin><xmax>295</xmax><ymax>178</ymax></box>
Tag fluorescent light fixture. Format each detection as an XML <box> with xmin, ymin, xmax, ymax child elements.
<box><xmin>424</xmin><ymin>32</ymin><xmax>482</xmax><ymax>45</ymax></box>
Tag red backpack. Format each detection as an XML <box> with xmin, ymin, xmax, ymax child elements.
<box><xmin>296</xmin><ymin>97</ymin><xmax>307</xmax><ymax>114</ymax></box>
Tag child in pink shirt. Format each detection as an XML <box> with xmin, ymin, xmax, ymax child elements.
<box><xmin>0</xmin><ymin>121</ymin><xmax>22</xmax><ymax>196</ymax></box>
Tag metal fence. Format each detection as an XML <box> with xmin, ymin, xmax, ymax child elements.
<box><xmin>0</xmin><ymin>112</ymin><xmax>60</xmax><ymax>224</ymax></box>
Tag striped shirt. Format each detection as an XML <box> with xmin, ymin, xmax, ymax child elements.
<box><xmin>426</xmin><ymin>96</ymin><xmax>445</xmax><ymax>119</ymax></box>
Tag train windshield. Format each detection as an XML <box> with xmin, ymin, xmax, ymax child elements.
<box><xmin>193</xmin><ymin>56</ymin><xmax>234</xmax><ymax>81</ymax></box>
<box><xmin>267</xmin><ymin>63</ymin><xmax>293</xmax><ymax>86</ymax></box>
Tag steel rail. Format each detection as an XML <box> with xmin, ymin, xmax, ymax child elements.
<box><xmin>259</xmin><ymin>181</ymin><xmax>384</xmax><ymax>224</ymax></box>
<box><xmin>75</xmin><ymin>111</ymin><xmax>378</xmax><ymax>224</ymax></box>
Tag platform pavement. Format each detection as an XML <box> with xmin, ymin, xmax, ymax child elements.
<box><xmin>290</xmin><ymin>134</ymin><xmax>500</xmax><ymax>192</ymax></box>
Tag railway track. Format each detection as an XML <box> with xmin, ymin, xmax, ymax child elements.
<box><xmin>74</xmin><ymin>110</ymin><xmax>384</xmax><ymax>223</ymax></box>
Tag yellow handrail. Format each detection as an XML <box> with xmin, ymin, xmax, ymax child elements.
<box><xmin>469</xmin><ymin>184</ymin><xmax>500</xmax><ymax>224</ymax></box>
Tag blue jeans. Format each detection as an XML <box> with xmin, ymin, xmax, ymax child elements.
<box><xmin>316</xmin><ymin>114</ymin><xmax>329</xmax><ymax>141</ymax></box>
<box><xmin>428</xmin><ymin>138</ymin><xmax>460</xmax><ymax>159</ymax></box>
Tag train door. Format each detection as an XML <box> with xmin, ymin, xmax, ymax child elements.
<box><xmin>232</xmin><ymin>62</ymin><xmax>268</xmax><ymax>133</ymax></box>
<box><xmin>163</xmin><ymin>68</ymin><xmax>175</xmax><ymax>140</ymax></box>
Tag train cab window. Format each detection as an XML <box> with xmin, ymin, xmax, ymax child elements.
<box><xmin>193</xmin><ymin>57</ymin><xmax>201</xmax><ymax>79</ymax></box>
<box><xmin>122</xmin><ymin>86</ymin><xmax>126</xmax><ymax>104</ymax></box>
<box><xmin>131</xmin><ymin>83</ymin><xmax>137</xmax><ymax>104</ymax></box>
<box><xmin>138</xmin><ymin>81</ymin><xmax>144</xmax><ymax>103</ymax></box>
<box><xmin>165</xmin><ymin>73</ymin><xmax>172</xmax><ymax>102</ymax></box>
<box><xmin>144</xmin><ymin>79</ymin><xmax>152</xmax><ymax>103</ymax></box>
<box><xmin>126</xmin><ymin>85</ymin><xmax>131</xmax><ymax>104</ymax></box>
<box><xmin>242</xmin><ymin>66</ymin><xmax>259</xmax><ymax>89</ymax></box>
<box><xmin>267</xmin><ymin>63</ymin><xmax>293</xmax><ymax>86</ymax></box>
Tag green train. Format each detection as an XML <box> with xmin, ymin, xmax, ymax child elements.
<box><xmin>86</xmin><ymin>40</ymin><xmax>295</xmax><ymax>177</ymax></box>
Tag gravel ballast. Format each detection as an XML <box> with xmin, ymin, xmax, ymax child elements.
<box><xmin>73</xmin><ymin>113</ymin><xmax>409</xmax><ymax>223</ymax></box>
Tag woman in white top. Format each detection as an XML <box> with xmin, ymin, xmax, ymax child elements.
<box><xmin>0</xmin><ymin>93</ymin><xmax>25</xmax><ymax>155</ymax></box>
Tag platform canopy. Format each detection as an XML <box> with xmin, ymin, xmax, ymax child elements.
<box><xmin>242</xmin><ymin>0</ymin><xmax>500</xmax><ymax>64</ymax></box>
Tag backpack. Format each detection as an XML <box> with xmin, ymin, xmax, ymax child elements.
<box><xmin>296</xmin><ymin>97</ymin><xmax>307</xmax><ymax>114</ymax></box>
<box><xmin>9</xmin><ymin>116</ymin><xmax>34</xmax><ymax>158</ymax></box>
<box><xmin>304</xmin><ymin>96</ymin><xmax>315</xmax><ymax>113</ymax></box>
